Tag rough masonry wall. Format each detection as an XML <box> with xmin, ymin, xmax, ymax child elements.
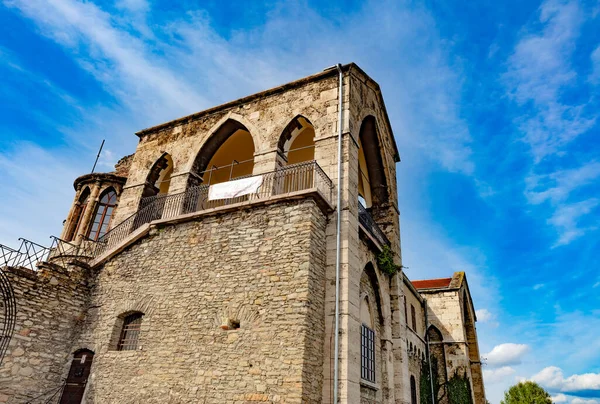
<box><xmin>422</xmin><ymin>290</ymin><xmax>472</xmax><ymax>383</ymax></box>
<box><xmin>74</xmin><ymin>198</ymin><xmax>327</xmax><ymax>404</ymax></box>
<box><xmin>113</xmin><ymin>73</ymin><xmax>343</xmax><ymax>226</ymax></box>
<box><xmin>0</xmin><ymin>265</ymin><xmax>89</xmax><ymax>403</ymax></box>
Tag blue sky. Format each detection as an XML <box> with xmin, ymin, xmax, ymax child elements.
<box><xmin>0</xmin><ymin>0</ymin><xmax>598</xmax><ymax>403</ymax></box>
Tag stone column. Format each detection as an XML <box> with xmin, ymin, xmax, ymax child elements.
<box><xmin>59</xmin><ymin>186</ymin><xmax>83</xmax><ymax>241</ymax></box>
<box><xmin>75</xmin><ymin>182</ymin><xmax>101</xmax><ymax>244</ymax></box>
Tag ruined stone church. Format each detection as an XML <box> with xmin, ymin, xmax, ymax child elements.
<box><xmin>0</xmin><ymin>64</ymin><xmax>485</xmax><ymax>404</ymax></box>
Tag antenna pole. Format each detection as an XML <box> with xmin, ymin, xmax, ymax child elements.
<box><xmin>91</xmin><ymin>139</ymin><xmax>105</xmax><ymax>174</ymax></box>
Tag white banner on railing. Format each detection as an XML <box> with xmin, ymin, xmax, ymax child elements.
<box><xmin>208</xmin><ymin>176</ymin><xmax>264</xmax><ymax>201</ymax></box>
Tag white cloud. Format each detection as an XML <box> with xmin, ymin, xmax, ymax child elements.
<box><xmin>484</xmin><ymin>343</ymin><xmax>530</xmax><ymax>368</ymax></box>
<box><xmin>548</xmin><ymin>199</ymin><xmax>599</xmax><ymax>247</ymax></box>
<box><xmin>476</xmin><ymin>309</ymin><xmax>494</xmax><ymax>322</ymax></box>
<box><xmin>571</xmin><ymin>399</ymin><xmax>600</xmax><ymax>404</ymax></box>
<box><xmin>552</xmin><ymin>393</ymin><xmax>569</xmax><ymax>403</ymax></box>
<box><xmin>526</xmin><ymin>162</ymin><xmax>600</xmax><ymax>205</ymax></box>
<box><xmin>484</xmin><ymin>366</ymin><xmax>516</xmax><ymax>384</ymax></box>
<box><xmin>532</xmin><ymin>366</ymin><xmax>600</xmax><ymax>395</ymax></box>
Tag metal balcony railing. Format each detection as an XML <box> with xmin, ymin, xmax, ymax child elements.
<box><xmin>358</xmin><ymin>203</ymin><xmax>390</xmax><ymax>247</ymax></box>
<box><xmin>84</xmin><ymin>161</ymin><xmax>333</xmax><ymax>261</ymax></box>
<box><xmin>0</xmin><ymin>238</ymin><xmax>52</xmax><ymax>271</ymax></box>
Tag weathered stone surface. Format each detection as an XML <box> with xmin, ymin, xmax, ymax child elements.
<box><xmin>0</xmin><ymin>63</ymin><xmax>486</xmax><ymax>404</ymax></box>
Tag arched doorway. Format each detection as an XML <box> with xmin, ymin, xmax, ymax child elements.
<box><xmin>59</xmin><ymin>349</ymin><xmax>95</xmax><ymax>404</ymax></box>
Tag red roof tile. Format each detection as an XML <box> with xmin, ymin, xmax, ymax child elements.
<box><xmin>411</xmin><ymin>278</ymin><xmax>453</xmax><ymax>290</ymax></box>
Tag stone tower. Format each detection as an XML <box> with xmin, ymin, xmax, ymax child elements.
<box><xmin>0</xmin><ymin>64</ymin><xmax>485</xmax><ymax>404</ymax></box>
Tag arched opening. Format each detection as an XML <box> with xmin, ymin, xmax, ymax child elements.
<box><xmin>427</xmin><ymin>325</ymin><xmax>448</xmax><ymax>396</ymax></box>
<box><xmin>278</xmin><ymin>116</ymin><xmax>315</xmax><ymax>165</ymax></box>
<box><xmin>358</xmin><ymin>116</ymin><xmax>388</xmax><ymax>208</ymax></box>
<box><xmin>360</xmin><ymin>295</ymin><xmax>376</xmax><ymax>383</ymax></box>
<box><xmin>189</xmin><ymin>119</ymin><xmax>255</xmax><ymax>187</ymax></box>
<box><xmin>59</xmin><ymin>349</ymin><xmax>95</xmax><ymax>404</ymax></box>
<box><xmin>142</xmin><ymin>154</ymin><xmax>174</xmax><ymax>198</ymax></box>
<box><xmin>360</xmin><ymin>263</ymin><xmax>385</xmax><ymax>389</ymax></box>
<box><xmin>88</xmin><ymin>188</ymin><xmax>117</xmax><ymax>241</ymax></box>
<box><xmin>410</xmin><ymin>375</ymin><xmax>418</xmax><ymax>404</ymax></box>
<box><xmin>66</xmin><ymin>187</ymin><xmax>90</xmax><ymax>241</ymax></box>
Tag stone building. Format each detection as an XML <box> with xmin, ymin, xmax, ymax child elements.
<box><xmin>0</xmin><ymin>63</ymin><xmax>485</xmax><ymax>404</ymax></box>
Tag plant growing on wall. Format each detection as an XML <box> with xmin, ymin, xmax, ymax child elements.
<box><xmin>420</xmin><ymin>357</ymin><xmax>445</xmax><ymax>404</ymax></box>
<box><xmin>447</xmin><ymin>372</ymin><xmax>474</xmax><ymax>404</ymax></box>
<box><xmin>376</xmin><ymin>245</ymin><xmax>400</xmax><ymax>276</ymax></box>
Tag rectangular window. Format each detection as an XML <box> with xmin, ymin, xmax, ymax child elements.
<box><xmin>117</xmin><ymin>313</ymin><xmax>143</xmax><ymax>351</ymax></box>
<box><xmin>361</xmin><ymin>324</ymin><xmax>376</xmax><ymax>383</ymax></box>
<box><xmin>411</xmin><ymin>304</ymin><xmax>417</xmax><ymax>331</ymax></box>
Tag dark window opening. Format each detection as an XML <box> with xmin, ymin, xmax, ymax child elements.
<box><xmin>411</xmin><ymin>304</ymin><xmax>417</xmax><ymax>331</ymax></box>
<box><xmin>117</xmin><ymin>313</ymin><xmax>143</xmax><ymax>351</ymax></box>
<box><xmin>410</xmin><ymin>375</ymin><xmax>417</xmax><ymax>404</ymax></box>
<box><xmin>361</xmin><ymin>323</ymin><xmax>376</xmax><ymax>383</ymax></box>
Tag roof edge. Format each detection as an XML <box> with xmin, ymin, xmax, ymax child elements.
<box><xmin>346</xmin><ymin>64</ymin><xmax>401</xmax><ymax>163</ymax></box>
<box><xmin>135</xmin><ymin>63</ymin><xmax>354</xmax><ymax>137</ymax></box>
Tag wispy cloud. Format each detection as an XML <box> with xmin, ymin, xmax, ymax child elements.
<box><xmin>504</xmin><ymin>0</ymin><xmax>595</xmax><ymax>161</ymax></box>
<box><xmin>484</xmin><ymin>366</ymin><xmax>516</xmax><ymax>384</ymax></box>
<box><xmin>503</xmin><ymin>0</ymin><xmax>599</xmax><ymax>246</ymax></box>
<box><xmin>548</xmin><ymin>199</ymin><xmax>599</xmax><ymax>246</ymax></box>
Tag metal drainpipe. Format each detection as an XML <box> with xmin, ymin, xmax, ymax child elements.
<box><xmin>424</xmin><ymin>298</ymin><xmax>436</xmax><ymax>404</ymax></box>
<box><xmin>334</xmin><ymin>63</ymin><xmax>343</xmax><ymax>404</ymax></box>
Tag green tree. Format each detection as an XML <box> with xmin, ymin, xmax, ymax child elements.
<box><xmin>500</xmin><ymin>381</ymin><xmax>552</xmax><ymax>404</ymax></box>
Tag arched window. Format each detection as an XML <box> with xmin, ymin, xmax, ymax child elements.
<box><xmin>278</xmin><ymin>116</ymin><xmax>315</xmax><ymax>165</ymax></box>
<box><xmin>67</xmin><ymin>187</ymin><xmax>90</xmax><ymax>241</ymax></box>
<box><xmin>361</xmin><ymin>301</ymin><xmax>376</xmax><ymax>383</ymax></box>
<box><xmin>410</xmin><ymin>375</ymin><xmax>417</xmax><ymax>404</ymax></box>
<box><xmin>360</xmin><ymin>264</ymin><xmax>383</xmax><ymax>385</ymax></box>
<box><xmin>427</xmin><ymin>325</ymin><xmax>448</xmax><ymax>396</ymax></box>
<box><xmin>88</xmin><ymin>188</ymin><xmax>117</xmax><ymax>241</ymax></box>
<box><xmin>117</xmin><ymin>312</ymin><xmax>143</xmax><ymax>351</ymax></box>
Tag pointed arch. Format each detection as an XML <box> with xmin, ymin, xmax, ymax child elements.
<box><xmin>142</xmin><ymin>153</ymin><xmax>174</xmax><ymax>198</ymax></box>
<box><xmin>189</xmin><ymin>119</ymin><xmax>255</xmax><ymax>186</ymax></box>
<box><xmin>358</xmin><ymin>115</ymin><xmax>389</xmax><ymax>207</ymax></box>
<box><xmin>88</xmin><ymin>187</ymin><xmax>117</xmax><ymax>241</ymax></box>
<box><xmin>362</xmin><ymin>262</ymin><xmax>384</xmax><ymax>323</ymax></box>
<box><xmin>277</xmin><ymin>115</ymin><xmax>316</xmax><ymax>165</ymax></box>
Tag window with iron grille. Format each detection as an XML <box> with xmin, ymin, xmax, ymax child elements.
<box><xmin>117</xmin><ymin>313</ymin><xmax>143</xmax><ymax>351</ymax></box>
<box><xmin>361</xmin><ymin>323</ymin><xmax>375</xmax><ymax>383</ymax></box>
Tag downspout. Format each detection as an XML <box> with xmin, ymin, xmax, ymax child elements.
<box><xmin>424</xmin><ymin>298</ymin><xmax>436</xmax><ymax>404</ymax></box>
<box><xmin>334</xmin><ymin>63</ymin><xmax>343</xmax><ymax>404</ymax></box>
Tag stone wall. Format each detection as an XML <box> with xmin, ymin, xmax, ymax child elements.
<box><xmin>73</xmin><ymin>198</ymin><xmax>327</xmax><ymax>403</ymax></box>
<box><xmin>0</xmin><ymin>264</ymin><xmax>89</xmax><ymax>403</ymax></box>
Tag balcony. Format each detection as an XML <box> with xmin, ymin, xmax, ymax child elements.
<box><xmin>358</xmin><ymin>203</ymin><xmax>390</xmax><ymax>248</ymax></box>
<box><xmin>79</xmin><ymin>161</ymin><xmax>333</xmax><ymax>263</ymax></box>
